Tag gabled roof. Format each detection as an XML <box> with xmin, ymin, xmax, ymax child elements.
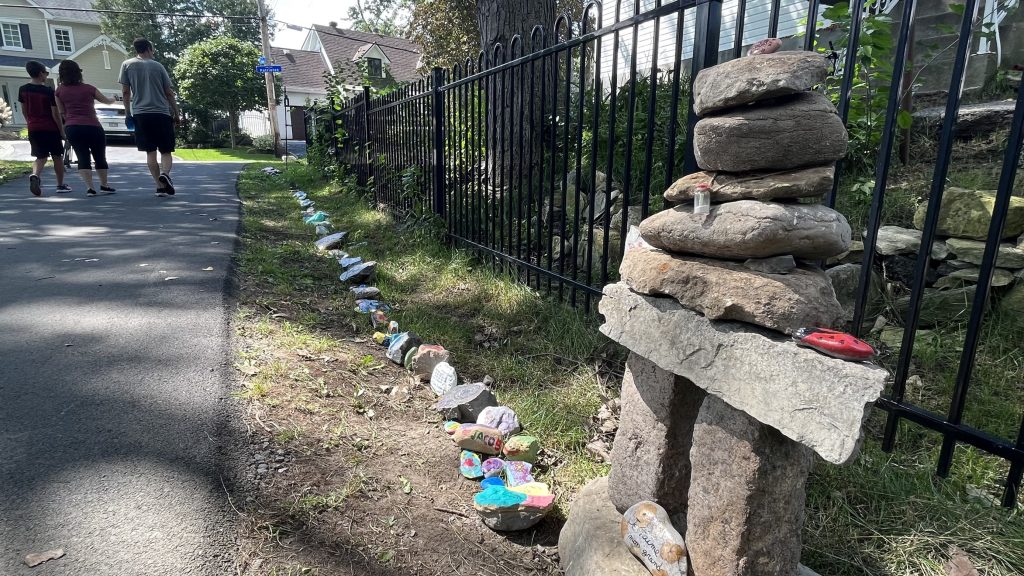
<box><xmin>310</xmin><ymin>25</ymin><xmax>423</xmax><ymax>86</ymax></box>
<box><xmin>270</xmin><ymin>47</ymin><xmax>329</xmax><ymax>95</ymax></box>
<box><xmin>29</xmin><ymin>0</ymin><xmax>102</xmax><ymax>24</ymax></box>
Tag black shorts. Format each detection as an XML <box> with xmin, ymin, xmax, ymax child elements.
<box><xmin>28</xmin><ymin>130</ymin><xmax>64</xmax><ymax>159</ymax></box>
<box><xmin>133</xmin><ymin>113</ymin><xmax>175</xmax><ymax>153</ymax></box>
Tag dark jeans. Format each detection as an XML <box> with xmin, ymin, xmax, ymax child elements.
<box><xmin>65</xmin><ymin>125</ymin><xmax>108</xmax><ymax>171</ymax></box>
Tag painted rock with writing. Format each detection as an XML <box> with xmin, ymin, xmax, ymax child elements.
<box><xmin>453</xmin><ymin>424</ymin><xmax>505</xmax><ymax>455</ymax></box>
<box><xmin>508</xmin><ymin>482</ymin><xmax>550</xmax><ymax>497</ymax></box>
<box><xmin>482</xmin><ymin>457</ymin><xmax>506</xmax><ymax>478</ymax></box>
<box><xmin>503</xmin><ymin>435</ymin><xmax>541</xmax><ymax>463</ymax></box>
<box><xmin>476</xmin><ymin>406</ymin><xmax>522</xmax><ymax>436</ymax></box>
<box><xmin>460</xmin><ymin>450</ymin><xmax>483</xmax><ymax>479</ymax></box>
<box><xmin>386</xmin><ymin>332</ymin><xmax>422</xmax><ymax>365</ymax></box>
<box><xmin>473</xmin><ymin>486</ymin><xmax>555</xmax><ymax>531</ymax></box>
<box><xmin>431</xmin><ymin>362</ymin><xmax>458</xmax><ymax>396</ymax></box>
<box><xmin>434</xmin><ymin>383</ymin><xmax>498</xmax><ymax>422</ymax></box>
<box><xmin>315</xmin><ymin>231</ymin><xmax>347</xmax><ymax>251</ymax></box>
<box><xmin>505</xmin><ymin>460</ymin><xmax>534</xmax><ymax>487</ymax></box>
<box><xmin>340</xmin><ymin>261</ymin><xmax>377</xmax><ymax>284</ymax></box>
<box><xmin>621</xmin><ymin>501</ymin><xmax>689</xmax><ymax>576</ymax></box>
<box><xmin>481</xmin><ymin>476</ymin><xmax>506</xmax><ymax>489</ymax></box>
<box><xmin>443</xmin><ymin>420</ymin><xmax>461</xmax><ymax>435</ymax></box>
<box><xmin>412</xmin><ymin>345</ymin><xmax>451</xmax><ymax>381</ymax></box>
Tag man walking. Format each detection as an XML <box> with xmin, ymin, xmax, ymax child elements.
<box><xmin>119</xmin><ymin>38</ymin><xmax>180</xmax><ymax>196</ymax></box>
<box><xmin>18</xmin><ymin>61</ymin><xmax>70</xmax><ymax>197</ymax></box>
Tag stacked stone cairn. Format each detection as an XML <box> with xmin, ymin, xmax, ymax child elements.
<box><xmin>558</xmin><ymin>52</ymin><xmax>890</xmax><ymax>576</ymax></box>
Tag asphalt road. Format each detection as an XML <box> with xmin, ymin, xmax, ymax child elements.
<box><xmin>0</xmin><ymin>161</ymin><xmax>244</xmax><ymax>575</ymax></box>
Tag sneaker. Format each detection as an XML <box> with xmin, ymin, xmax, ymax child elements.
<box><xmin>159</xmin><ymin>173</ymin><xmax>175</xmax><ymax>196</ymax></box>
<box><xmin>87</xmin><ymin>189</ymin><xmax>97</xmax><ymax>197</ymax></box>
<box><xmin>56</xmin><ymin>184</ymin><xmax>72</xmax><ymax>193</ymax></box>
<box><xmin>100</xmin><ymin>185</ymin><xmax>116</xmax><ymax>193</ymax></box>
<box><xmin>30</xmin><ymin>174</ymin><xmax>41</xmax><ymax>197</ymax></box>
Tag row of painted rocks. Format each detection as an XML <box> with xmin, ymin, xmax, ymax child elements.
<box><xmin>625</xmin><ymin>51</ymin><xmax>852</xmax><ymax>336</ymax></box>
<box><xmin>294</xmin><ymin>189</ymin><xmax>555</xmax><ymax>533</ymax></box>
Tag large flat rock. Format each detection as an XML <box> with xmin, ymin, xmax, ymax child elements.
<box><xmin>913</xmin><ymin>187</ymin><xmax>1024</xmax><ymax>241</ymax></box>
<box><xmin>619</xmin><ymin>248</ymin><xmax>844</xmax><ymax>334</ymax></box>
<box><xmin>640</xmin><ymin>200</ymin><xmax>852</xmax><ymax>261</ymax></box>
<box><xmin>598</xmin><ymin>283</ymin><xmax>887</xmax><ymax>465</ymax></box>
<box><xmin>694</xmin><ymin>92</ymin><xmax>848</xmax><ymax>172</ymax></box>
<box><xmin>693</xmin><ymin>51</ymin><xmax>829</xmax><ymax>116</ymax></box>
<box><xmin>663</xmin><ymin>165</ymin><xmax>834</xmax><ymax>203</ymax></box>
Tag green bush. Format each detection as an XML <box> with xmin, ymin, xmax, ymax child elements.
<box><xmin>251</xmin><ymin>133</ymin><xmax>275</xmax><ymax>153</ymax></box>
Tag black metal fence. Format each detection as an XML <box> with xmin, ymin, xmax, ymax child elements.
<box><xmin>309</xmin><ymin>0</ymin><xmax>1024</xmax><ymax>507</ymax></box>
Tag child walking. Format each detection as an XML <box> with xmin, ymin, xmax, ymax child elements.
<box><xmin>18</xmin><ymin>61</ymin><xmax>69</xmax><ymax>196</ymax></box>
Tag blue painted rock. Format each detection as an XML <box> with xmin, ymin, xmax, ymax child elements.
<box><xmin>621</xmin><ymin>501</ymin><xmax>688</xmax><ymax>576</ymax></box>
<box><xmin>338</xmin><ymin>256</ymin><xmax>363</xmax><ymax>269</ymax></box>
<box><xmin>504</xmin><ymin>460</ymin><xmax>534</xmax><ymax>487</ymax></box>
<box><xmin>386</xmin><ymin>332</ymin><xmax>423</xmax><ymax>365</ymax></box>
<box><xmin>292</xmin><ymin>190</ymin><xmax>306</xmax><ymax>198</ymax></box>
<box><xmin>354</xmin><ymin>299</ymin><xmax>389</xmax><ymax>314</ymax></box>
<box><xmin>411</xmin><ymin>345</ymin><xmax>450</xmax><ymax>381</ymax></box>
<box><xmin>481</xmin><ymin>477</ymin><xmax>505</xmax><ymax>489</ymax></box>
<box><xmin>473</xmin><ymin>486</ymin><xmax>555</xmax><ymax>531</ymax></box>
<box><xmin>339</xmin><ymin>261</ymin><xmax>377</xmax><ymax>283</ymax></box>
<box><xmin>434</xmin><ymin>383</ymin><xmax>498</xmax><ymax>422</ymax></box>
<box><xmin>452</xmin><ymin>424</ymin><xmax>504</xmax><ymax>455</ymax></box>
<box><xmin>476</xmin><ymin>406</ymin><xmax>521</xmax><ymax>436</ymax></box>
<box><xmin>443</xmin><ymin>421</ymin><xmax>460</xmax><ymax>435</ymax></box>
<box><xmin>502</xmin><ymin>435</ymin><xmax>541</xmax><ymax>463</ymax></box>
<box><xmin>304</xmin><ymin>211</ymin><xmax>328</xmax><ymax>224</ymax></box>
<box><xmin>481</xmin><ymin>458</ymin><xmax>505</xmax><ymax>478</ymax></box>
<box><xmin>350</xmin><ymin>285</ymin><xmax>381</xmax><ymax>299</ymax></box>
<box><xmin>460</xmin><ymin>450</ymin><xmax>483</xmax><ymax>479</ymax></box>
<box><xmin>430</xmin><ymin>362</ymin><xmax>458</xmax><ymax>396</ymax></box>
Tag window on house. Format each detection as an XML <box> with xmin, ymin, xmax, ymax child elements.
<box><xmin>367</xmin><ymin>57</ymin><xmax>382</xmax><ymax>78</ymax></box>
<box><xmin>53</xmin><ymin>27</ymin><xmax>73</xmax><ymax>54</ymax></box>
<box><xmin>1</xmin><ymin>22</ymin><xmax>24</xmax><ymax>49</ymax></box>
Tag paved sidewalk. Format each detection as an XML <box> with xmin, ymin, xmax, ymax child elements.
<box><xmin>0</xmin><ymin>162</ymin><xmax>245</xmax><ymax>575</ymax></box>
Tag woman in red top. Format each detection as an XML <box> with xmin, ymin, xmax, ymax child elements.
<box><xmin>55</xmin><ymin>59</ymin><xmax>116</xmax><ymax>196</ymax></box>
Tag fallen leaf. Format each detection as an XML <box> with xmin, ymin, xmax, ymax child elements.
<box><xmin>945</xmin><ymin>546</ymin><xmax>979</xmax><ymax>576</ymax></box>
<box><xmin>202</xmin><ymin>267</ymin><xmax>214</xmax><ymax>271</ymax></box>
<box><xmin>234</xmin><ymin>363</ymin><xmax>259</xmax><ymax>376</ymax></box>
<box><xmin>24</xmin><ymin>548</ymin><xmax>64</xmax><ymax>567</ymax></box>
<box><xmin>399</xmin><ymin>475</ymin><xmax>413</xmax><ymax>494</ymax></box>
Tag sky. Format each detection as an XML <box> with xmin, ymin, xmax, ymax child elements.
<box><xmin>268</xmin><ymin>0</ymin><xmax>358</xmax><ymax>49</ymax></box>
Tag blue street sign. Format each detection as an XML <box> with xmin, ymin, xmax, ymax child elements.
<box><xmin>258</xmin><ymin>55</ymin><xmax>267</xmax><ymax>65</ymax></box>
<box><xmin>256</xmin><ymin>65</ymin><xmax>282</xmax><ymax>73</ymax></box>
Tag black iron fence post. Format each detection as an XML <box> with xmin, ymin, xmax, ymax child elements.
<box><xmin>361</xmin><ymin>86</ymin><xmax>372</xmax><ymax>189</ymax></box>
<box><xmin>431</xmin><ymin>67</ymin><xmax>447</xmax><ymax>218</ymax></box>
<box><xmin>682</xmin><ymin>0</ymin><xmax>723</xmax><ymax>175</ymax></box>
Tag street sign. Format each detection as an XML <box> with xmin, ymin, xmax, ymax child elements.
<box><xmin>256</xmin><ymin>65</ymin><xmax>282</xmax><ymax>73</ymax></box>
<box><xmin>258</xmin><ymin>55</ymin><xmax>267</xmax><ymax>65</ymax></box>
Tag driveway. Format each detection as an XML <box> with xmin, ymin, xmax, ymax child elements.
<box><xmin>0</xmin><ymin>162</ymin><xmax>245</xmax><ymax>574</ymax></box>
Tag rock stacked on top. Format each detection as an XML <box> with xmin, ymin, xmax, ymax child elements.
<box><xmin>629</xmin><ymin>51</ymin><xmax>851</xmax><ymax>335</ymax></box>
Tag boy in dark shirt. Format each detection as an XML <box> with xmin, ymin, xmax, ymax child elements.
<box><xmin>18</xmin><ymin>60</ymin><xmax>68</xmax><ymax>196</ymax></box>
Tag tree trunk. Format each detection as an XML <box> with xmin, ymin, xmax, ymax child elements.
<box><xmin>229</xmin><ymin>110</ymin><xmax>239</xmax><ymax>148</ymax></box>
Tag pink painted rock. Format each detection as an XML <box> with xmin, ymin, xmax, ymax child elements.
<box><xmin>505</xmin><ymin>460</ymin><xmax>534</xmax><ymax>487</ymax></box>
<box><xmin>476</xmin><ymin>405</ymin><xmax>522</xmax><ymax>436</ymax></box>
<box><xmin>473</xmin><ymin>486</ymin><xmax>556</xmax><ymax>531</ymax></box>
<box><xmin>460</xmin><ymin>450</ymin><xmax>483</xmax><ymax>478</ymax></box>
<box><xmin>412</xmin><ymin>344</ymin><xmax>450</xmax><ymax>381</ymax></box>
<box><xmin>621</xmin><ymin>501</ymin><xmax>688</xmax><ymax>576</ymax></box>
<box><xmin>748</xmin><ymin>38</ymin><xmax>782</xmax><ymax>56</ymax></box>
<box><xmin>453</xmin><ymin>424</ymin><xmax>505</xmax><ymax>455</ymax></box>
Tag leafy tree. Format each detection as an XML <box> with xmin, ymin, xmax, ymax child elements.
<box><xmin>175</xmin><ymin>36</ymin><xmax>265</xmax><ymax>146</ymax></box>
<box><xmin>347</xmin><ymin>0</ymin><xmax>412</xmax><ymax>37</ymax></box>
<box><xmin>408</xmin><ymin>0</ymin><xmax>477</xmax><ymax>70</ymax></box>
<box><xmin>94</xmin><ymin>0</ymin><xmax>263</xmax><ymax>71</ymax></box>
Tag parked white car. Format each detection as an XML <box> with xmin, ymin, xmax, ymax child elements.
<box><xmin>94</xmin><ymin>101</ymin><xmax>134</xmax><ymax>140</ymax></box>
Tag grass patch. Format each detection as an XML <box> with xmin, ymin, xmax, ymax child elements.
<box><xmin>174</xmin><ymin>148</ymin><xmax>278</xmax><ymax>162</ymax></box>
<box><xmin>0</xmin><ymin>160</ymin><xmax>32</xmax><ymax>185</ymax></box>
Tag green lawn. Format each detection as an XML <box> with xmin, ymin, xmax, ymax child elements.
<box><xmin>0</xmin><ymin>160</ymin><xmax>32</xmax><ymax>185</ymax></box>
<box><xmin>174</xmin><ymin>148</ymin><xmax>279</xmax><ymax>162</ymax></box>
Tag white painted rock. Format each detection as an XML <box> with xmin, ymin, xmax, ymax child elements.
<box><xmin>477</xmin><ymin>406</ymin><xmax>522</xmax><ymax>436</ymax></box>
<box><xmin>430</xmin><ymin>361</ymin><xmax>458</xmax><ymax>396</ymax></box>
<box><xmin>621</xmin><ymin>501</ymin><xmax>688</xmax><ymax>576</ymax></box>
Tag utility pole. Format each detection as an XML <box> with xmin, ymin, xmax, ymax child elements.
<box><xmin>257</xmin><ymin>0</ymin><xmax>282</xmax><ymax>157</ymax></box>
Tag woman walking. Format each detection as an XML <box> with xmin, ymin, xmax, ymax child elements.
<box><xmin>55</xmin><ymin>59</ymin><xmax>116</xmax><ymax>196</ymax></box>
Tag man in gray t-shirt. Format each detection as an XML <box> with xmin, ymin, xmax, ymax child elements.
<box><xmin>119</xmin><ymin>37</ymin><xmax>181</xmax><ymax>196</ymax></box>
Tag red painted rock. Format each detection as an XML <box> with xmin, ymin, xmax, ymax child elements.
<box><xmin>453</xmin><ymin>424</ymin><xmax>505</xmax><ymax>455</ymax></box>
<box><xmin>748</xmin><ymin>38</ymin><xmax>782</xmax><ymax>55</ymax></box>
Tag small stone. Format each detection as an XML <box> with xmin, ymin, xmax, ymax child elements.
<box><xmin>430</xmin><ymin>361</ymin><xmax>458</xmax><ymax>396</ymax></box>
<box><xmin>460</xmin><ymin>450</ymin><xmax>483</xmax><ymax>479</ymax></box>
<box><xmin>505</xmin><ymin>460</ymin><xmax>534</xmax><ymax>487</ymax></box>
<box><xmin>946</xmin><ymin>237</ymin><xmax>1024</xmax><ymax>269</ymax></box>
<box><xmin>693</xmin><ymin>50</ymin><xmax>826</xmax><ymax>115</ymax></box>
<box><xmin>664</xmin><ymin>166</ymin><xmax>833</xmax><ymax>204</ymax></box>
<box><xmin>913</xmin><ymin>188</ymin><xmax>1024</xmax><ymax>240</ymax></box>
<box><xmin>24</xmin><ymin>549</ymin><xmax>65</xmax><ymax>568</ymax></box>
<box><xmin>434</xmin><ymin>383</ymin><xmax>498</xmax><ymax>422</ymax></box>
<box><xmin>386</xmin><ymin>332</ymin><xmax>422</xmax><ymax>365</ymax></box>
<box><xmin>508</xmin><ymin>481</ymin><xmax>551</xmax><ymax>497</ymax></box>
<box><xmin>473</xmin><ymin>486</ymin><xmax>555</xmax><ymax>531</ymax></box>
<box><xmin>943</xmin><ymin>266</ymin><xmax>1015</xmax><ymax>287</ymax></box>
<box><xmin>743</xmin><ymin>254</ymin><xmax>796</xmax><ymax>275</ymax></box>
<box><xmin>453</xmin><ymin>424</ymin><xmax>505</xmax><ymax>455</ymax></box>
<box><xmin>443</xmin><ymin>421</ymin><xmax>460</xmax><ymax>435</ymax></box>
<box><xmin>339</xmin><ymin>256</ymin><xmax>363</xmax><ymax>269</ymax></box>
<box><xmin>314</xmin><ymin>224</ymin><xmax>330</xmax><ymax>236</ymax></box>
<box><xmin>339</xmin><ymin>261</ymin><xmax>377</xmax><ymax>283</ymax></box>
<box><xmin>476</xmin><ymin>406</ymin><xmax>522</xmax><ymax>435</ymax></box>
<box><xmin>747</xmin><ymin>37</ymin><xmax>782</xmax><ymax>55</ymax></box>
<box><xmin>389</xmin><ymin>380</ymin><xmax>412</xmax><ymax>402</ymax></box>
<box><xmin>640</xmin><ymin>200</ymin><xmax>852</xmax><ymax>260</ymax></box>
<box><xmin>875</xmin><ymin>226</ymin><xmax>950</xmax><ymax>259</ymax></box>
<box><xmin>350</xmin><ymin>285</ymin><xmax>381</xmax><ymax>299</ymax></box>
<box><xmin>403</xmin><ymin>347</ymin><xmax>418</xmax><ymax>370</ymax></box>
<box><xmin>370</xmin><ymin>310</ymin><xmax>389</xmax><ymax>329</ymax></box>
<box><xmin>694</xmin><ymin>92</ymin><xmax>848</xmax><ymax>172</ymax></box>
<box><xmin>482</xmin><ymin>457</ymin><xmax>505</xmax><ymax>477</ymax></box>
<box><xmin>412</xmin><ymin>344</ymin><xmax>451</xmax><ymax>381</ymax></box>
<box><xmin>621</xmin><ymin>501</ymin><xmax>688</xmax><ymax>576</ymax></box>
<box><xmin>503</xmin><ymin>435</ymin><xmax>541</xmax><ymax>463</ymax></box>
<box><xmin>481</xmin><ymin>476</ymin><xmax>506</xmax><ymax>489</ymax></box>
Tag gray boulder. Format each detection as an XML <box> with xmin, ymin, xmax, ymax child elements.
<box><xmin>945</xmin><ymin>237</ymin><xmax>1024</xmax><ymax>269</ymax></box>
<box><xmin>663</xmin><ymin>165</ymin><xmax>834</xmax><ymax>203</ymax></box>
<box><xmin>692</xmin><ymin>51</ymin><xmax>829</xmax><ymax>116</ymax></box>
